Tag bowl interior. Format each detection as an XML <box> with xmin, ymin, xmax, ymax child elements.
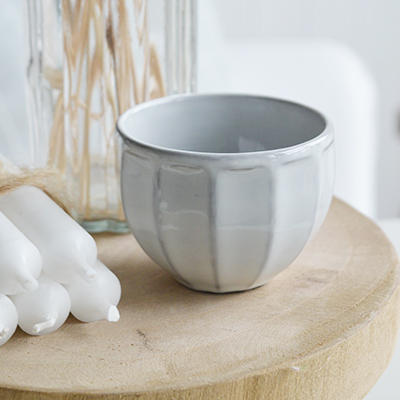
<box><xmin>120</xmin><ymin>95</ymin><xmax>327</xmax><ymax>154</ymax></box>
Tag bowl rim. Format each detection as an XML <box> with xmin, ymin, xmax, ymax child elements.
<box><xmin>116</xmin><ymin>93</ymin><xmax>334</xmax><ymax>158</ymax></box>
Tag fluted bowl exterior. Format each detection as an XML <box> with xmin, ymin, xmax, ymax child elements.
<box><xmin>117</xmin><ymin>94</ymin><xmax>334</xmax><ymax>293</ymax></box>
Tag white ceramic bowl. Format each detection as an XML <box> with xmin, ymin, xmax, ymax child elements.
<box><xmin>117</xmin><ymin>94</ymin><xmax>334</xmax><ymax>293</ymax></box>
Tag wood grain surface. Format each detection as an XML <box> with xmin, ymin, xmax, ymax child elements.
<box><xmin>0</xmin><ymin>198</ymin><xmax>399</xmax><ymax>400</ymax></box>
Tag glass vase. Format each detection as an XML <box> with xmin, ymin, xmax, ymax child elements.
<box><xmin>25</xmin><ymin>0</ymin><xmax>197</xmax><ymax>232</ymax></box>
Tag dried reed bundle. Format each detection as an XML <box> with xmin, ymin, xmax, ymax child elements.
<box><xmin>45</xmin><ymin>0</ymin><xmax>165</xmax><ymax>224</ymax></box>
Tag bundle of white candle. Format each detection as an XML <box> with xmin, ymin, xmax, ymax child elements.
<box><xmin>0</xmin><ymin>186</ymin><xmax>122</xmax><ymax>345</ymax></box>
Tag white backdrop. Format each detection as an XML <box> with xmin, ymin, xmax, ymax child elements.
<box><xmin>209</xmin><ymin>0</ymin><xmax>400</xmax><ymax>218</ymax></box>
<box><xmin>1</xmin><ymin>0</ymin><xmax>400</xmax><ymax>217</ymax></box>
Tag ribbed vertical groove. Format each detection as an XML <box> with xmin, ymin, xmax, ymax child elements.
<box><xmin>306</xmin><ymin>152</ymin><xmax>322</xmax><ymax>241</ymax></box>
<box><xmin>291</xmin><ymin>155</ymin><xmax>320</xmax><ymax>251</ymax></box>
<box><xmin>153</xmin><ymin>165</ymin><xmax>192</xmax><ymax>288</ymax></box>
<box><xmin>247</xmin><ymin>170</ymin><xmax>276</xmax><ymax>289</ymax></box>
<box><xmin>208</xmin><ymin>170</ymin><xmax>220</xmax><ymax>291</ymax></box>
<box><xmin>254</xmin><ymin>154</ymin><xmax>320</xmax><ymax>286</ymax></box>
<box><xmin>165</xmin><ymin>0</ymin><xmax>177</xmax><ymax>95</ymax></box>
<box><xmin>309</xmin><ymin>137</ymin><xmax>335</xmax><ymax>241</ymax></box>
<box><xmin>185</xmin><ymin>0</ymin><xmax>197</xmax><ymax>92</ymax></box>
<box><xmin>165</xmin><ymin>0</ymin><xmax>196</xmax><ymax>95</ymax></box>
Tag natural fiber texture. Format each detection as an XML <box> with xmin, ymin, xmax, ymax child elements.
<box><xmin>47</xmin><ymin>0</ymin><xmax>165</xmax><ymax>221</ymax></box>
<box><xmin>0</xmin><ymin>162</ymin><xmax>71</xmax><ymax>214</ymax></box>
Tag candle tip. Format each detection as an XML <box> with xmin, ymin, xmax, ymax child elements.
<box><xmin>16</xmin><ymin>272</ymin><xmax>39</xmax><ymax>292</ymax></box>
<box><xmin>107</xmin><ymin>305</ymin><xmax>120</xmax><ymax>322</ymax></box>
<box><xmin>77</xmin><ymin>263</ymin><xmax>97</xmax><ymax>283</ymax></box>
<box><xmin>0</xmin><ymin>325</ymin><xmax>9</xmax><ymax>339</ymax></box>
<box><xmin>32</xmin><ymin>313</ymin><xmax>57</xmax><ymax>334</ymax></box>
<box><xmin>22</xmin><ymin>278</ymin><xmax>39</xmax><ymax>292</ymax></box>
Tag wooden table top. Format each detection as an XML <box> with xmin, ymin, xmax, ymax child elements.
<box><xmin>1</xmin><ymin>198</ymin><xmax>399</xmax><ymax>400</ymax></box>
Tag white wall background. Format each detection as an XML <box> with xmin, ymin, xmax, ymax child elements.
<box><xmin>208</xmin><ymin>0</ymin><xmax>400</xmax><ymax>218</ymax></box>
<box><xmin>1</xmin><ymin>0</ymin><xmax>400</xmax><ymax>217</ymax></box>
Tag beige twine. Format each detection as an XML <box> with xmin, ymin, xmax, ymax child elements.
<box><xmin>0</xmin><ymin>161</ymin><xmax>71</xmax><ymax>214</ymax></box>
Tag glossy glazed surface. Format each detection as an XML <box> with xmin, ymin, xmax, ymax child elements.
<box><xmin>117</xmin><ymin>94</ymin><xmax>334</xmax><ymax>292</ymax></box>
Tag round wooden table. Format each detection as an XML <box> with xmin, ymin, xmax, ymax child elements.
<box><xmin>1</xmin><ymin>198</ymin><xmax>399</xmax><ymax>399</ymax></box>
